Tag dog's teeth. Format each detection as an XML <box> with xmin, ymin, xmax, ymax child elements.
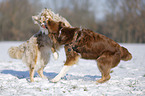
<box><xmin>53</xmin><ymin>52</ymin><xmax>59</xmax><ymax>60</ymax></box>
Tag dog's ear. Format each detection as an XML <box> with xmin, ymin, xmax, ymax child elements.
<box><xmin>32</xmin><ymin>16</ymin><xmax>39</xmax><ymax>24</ymax></box>
<box><xmin>59</xmin><ymin>22</ymin><xmax>65</xmax><ymax>28</ymax></box>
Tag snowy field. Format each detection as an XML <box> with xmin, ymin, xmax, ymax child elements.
<box><xmin>0</xmin><ymin>41</ymin><xmax>145</xmax><ymax>96</ymax></box>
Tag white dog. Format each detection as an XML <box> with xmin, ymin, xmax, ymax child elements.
<box><xmin>8</xmin><ymin>31</ymin><xmax>58</xmax><ymax>82</ymax></box>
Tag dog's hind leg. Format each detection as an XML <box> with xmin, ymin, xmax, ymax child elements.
<box><xmin>51</xmin><ymin>55</ymin><xmax>80</xmax><ymax>83</ymax></box>
<box><xmin>96</xmin><ymin>61</ymin><xmax>111</xmax><ymax>84</ymax></box>
<box><xmin>37</xmin><ymin>67</ymin><xmax>47</xmax><ymax>79</ymax></box>
<box><xmin>96</xmin><ymin>51</ymin><xmax>121</xmax><ymax>83</ymax></box>
<box><xmin>29</xmin><ymin>65</ymin><xmax>35</xmax><ymax>82</ymax></box>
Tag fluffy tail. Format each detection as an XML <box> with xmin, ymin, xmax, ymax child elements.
<box><xmin>120</xmin><ymin>46</ymin><xmax>132</xmax><ymax>61</ymax></box>
<box><xmin>8</xmin><ymin>42</ymin><xmax>26</xmax><ymax>59</ymax></box>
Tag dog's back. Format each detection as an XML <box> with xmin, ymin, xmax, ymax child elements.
<box><xmin>8</xmin><ymin>31</ymin><xmax>53</xmax><ymax>68</ymax></box>
<box><xmin>71</xmin><ymin>29</ymin><xmax>132</xmax><ymax>61</ymax></box>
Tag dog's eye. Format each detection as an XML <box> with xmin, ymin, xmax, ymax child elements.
<box><xmin>48</xmin><ymin>21</ymin><xmax>51</xmax><ymax>25</ymax></box>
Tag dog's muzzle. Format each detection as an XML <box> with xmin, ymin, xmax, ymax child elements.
<box><xmin>44</xmin><ymin>23</ymin><xmax>48</xmax><ymax>29</ymax></box>
<box><xmin>41</xmin><ymin>21</ymin><xmax>48</xmax><ymax>29</ymax></box>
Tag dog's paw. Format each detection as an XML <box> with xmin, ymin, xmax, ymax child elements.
<box><xmin>30</xmin><ymin>79</ymin><xmax>34</xmax><ymax>82</ymax></box>
<box><xmin>50</xmin><ymin>79</ymin><xmax>59</xmax><ymax>83</ymax></box>
<box><xmin>50</xmin><ymin>77</ymin><xmax>60</xmax><ymax>83</ymax></box>
<box><xmin>53</xmin><ymin>52</ymin><xmax>59</xmax><ymax>60</ymax></box>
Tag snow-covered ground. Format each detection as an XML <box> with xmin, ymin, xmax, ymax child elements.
<box><xmin>0</xmin><ymin>41</ymin><xmax>145</xmax><ymax>96</ymax></box>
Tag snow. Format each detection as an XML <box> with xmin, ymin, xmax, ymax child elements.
<box><xmin>0</xmin><ymin>41</ymin><xmax>145</xmax><ymax>96</ymax></box>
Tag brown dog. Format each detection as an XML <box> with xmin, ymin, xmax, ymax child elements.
<box><xmin>45</xmin><ymin>19</ymin><xmax>132</xmax><ymax>83</ymax></box>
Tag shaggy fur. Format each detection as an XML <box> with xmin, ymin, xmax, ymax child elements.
<box><xmin>8</xmin><ymin>31</ymin><xmax>57</xmax><ymax>82</ymax></box>
<box><xmin>45</xmin><ymin>19</ymin><xmax>132</xmax><ymax>83</ymax></box>
<box><xmin>32</xmin><ymin>8</ymin><xmax>71</xmax><ymax>28</ymax></box>
<box><xmin>32</xmin><ymin>8</ymin><xmax>72</xmax><ymax>50</ymax></box>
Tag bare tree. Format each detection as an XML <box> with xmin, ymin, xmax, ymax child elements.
<box><xmin>0</xmin><ymin>0</ymin><xmax>41</xmax><ymax>41</ymax></box>
<box><xmin>100</xmin><ymin>0</ymin><xmax>145</xmax><ymax>43</ymax></box>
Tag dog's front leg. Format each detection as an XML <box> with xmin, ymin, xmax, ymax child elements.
<box><xmin>51</xmin><ymin>66</ymin><xmax>71</xmax><ymax>83</ymax></box>
<box><xmin>51</xmin><ymin>54</ymin><xmax>80</xmax><ymax>83</ymax></box>
<box><xmin>51</xmin><ymin>42</ymin><xmax>59</xmax><ymax>60</ymax></box>
<box><xmin>51</xmin><ymin>47</ymin><xmax>59</xmax><ymax>60</ymax></box>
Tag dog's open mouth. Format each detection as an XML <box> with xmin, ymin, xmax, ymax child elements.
<box><xmin>41</xmin><ymin>24</ymin><xmax>47</xmax><ymax>29</ymax></box>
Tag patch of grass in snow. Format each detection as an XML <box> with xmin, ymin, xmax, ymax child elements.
<box><xmin>143</xmin><ymin>74</ymin><xmax>145</xmax><ymax>77</ymax></box>
<box><xmin>8</xmin><ymin>61</ymin><xmax>13</xmax><ymax>63</ymax></box>
<box><xmin>110</xmin><ymin>70</ymin><xmax>114</xmax><ymax>73</ymax></box>
<box><xmin>119</xmin><ymin>66</ymin><xmax>124</xmax><ymax>69</ymax></box>
<box><xmin>0</xmin><ymin>85</ymin><xmax>3</xmax><ymax>90</ymax></box>
<box><xmin>36</xmin><ymin>87</ymin><xmax>42</xmax><ymax>91</ymax></box>
<box><xmin>44</xmin><ymin>88</ymin><xmax>49</xmax><ymax>91</ymax></box>
<box><xmin>128</xmin><ymin>80</ymin><xmax>138</xmax><ymax>88</ymax></box>
<box><xmin>71</xmin><ymin>85</ymin><xmax>88</xmax><ymax>91</ymax></box>
<box><xmin>128</xmin><ymin>84</ymin><xmax>135</xmax><ymax>88</ymax></box>
<box><xmin>83</xmin><ymin>87</ymin><xmax>88</xmax><ymax>91</ymax></box>
<box><xmin>72</xmin><ymin>85</ymin><xmax>78</xmax><ymax>89</ymax></box>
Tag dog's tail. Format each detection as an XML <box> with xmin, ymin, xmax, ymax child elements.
<box><xmin>120</xmin><ymin>46</ymin><xmax>132</xmax><ymax>61</ymax></box>
<box><xmin>8</xmin><ymin>42</ymin><xmax>26</xmax><ymax>59</ymax></box>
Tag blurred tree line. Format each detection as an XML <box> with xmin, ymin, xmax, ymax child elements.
<box><xmin>0</xmin><ymin>0</ymin><xmax>145</xmax><ymax>43</ymax></box>
<box><xmin>102</xmin><ymin>0</ymin><xmax>145</xmax><ymax>43</ymax></box>
<box><xmin>0</xmin><ymin>0</ymin><xmax>41</xmax><ymax>40</ymax></box>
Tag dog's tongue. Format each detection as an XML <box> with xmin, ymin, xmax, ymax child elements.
<box><xmin>42</xmin><ymin>25</ymin><xmax>46</xmax><ymax>29</ymax></box>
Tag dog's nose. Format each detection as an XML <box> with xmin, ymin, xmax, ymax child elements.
<box><xmin>44</xmin><ymin>23</ymin><xmax>48</xmax><ymax>29</ymax></box>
